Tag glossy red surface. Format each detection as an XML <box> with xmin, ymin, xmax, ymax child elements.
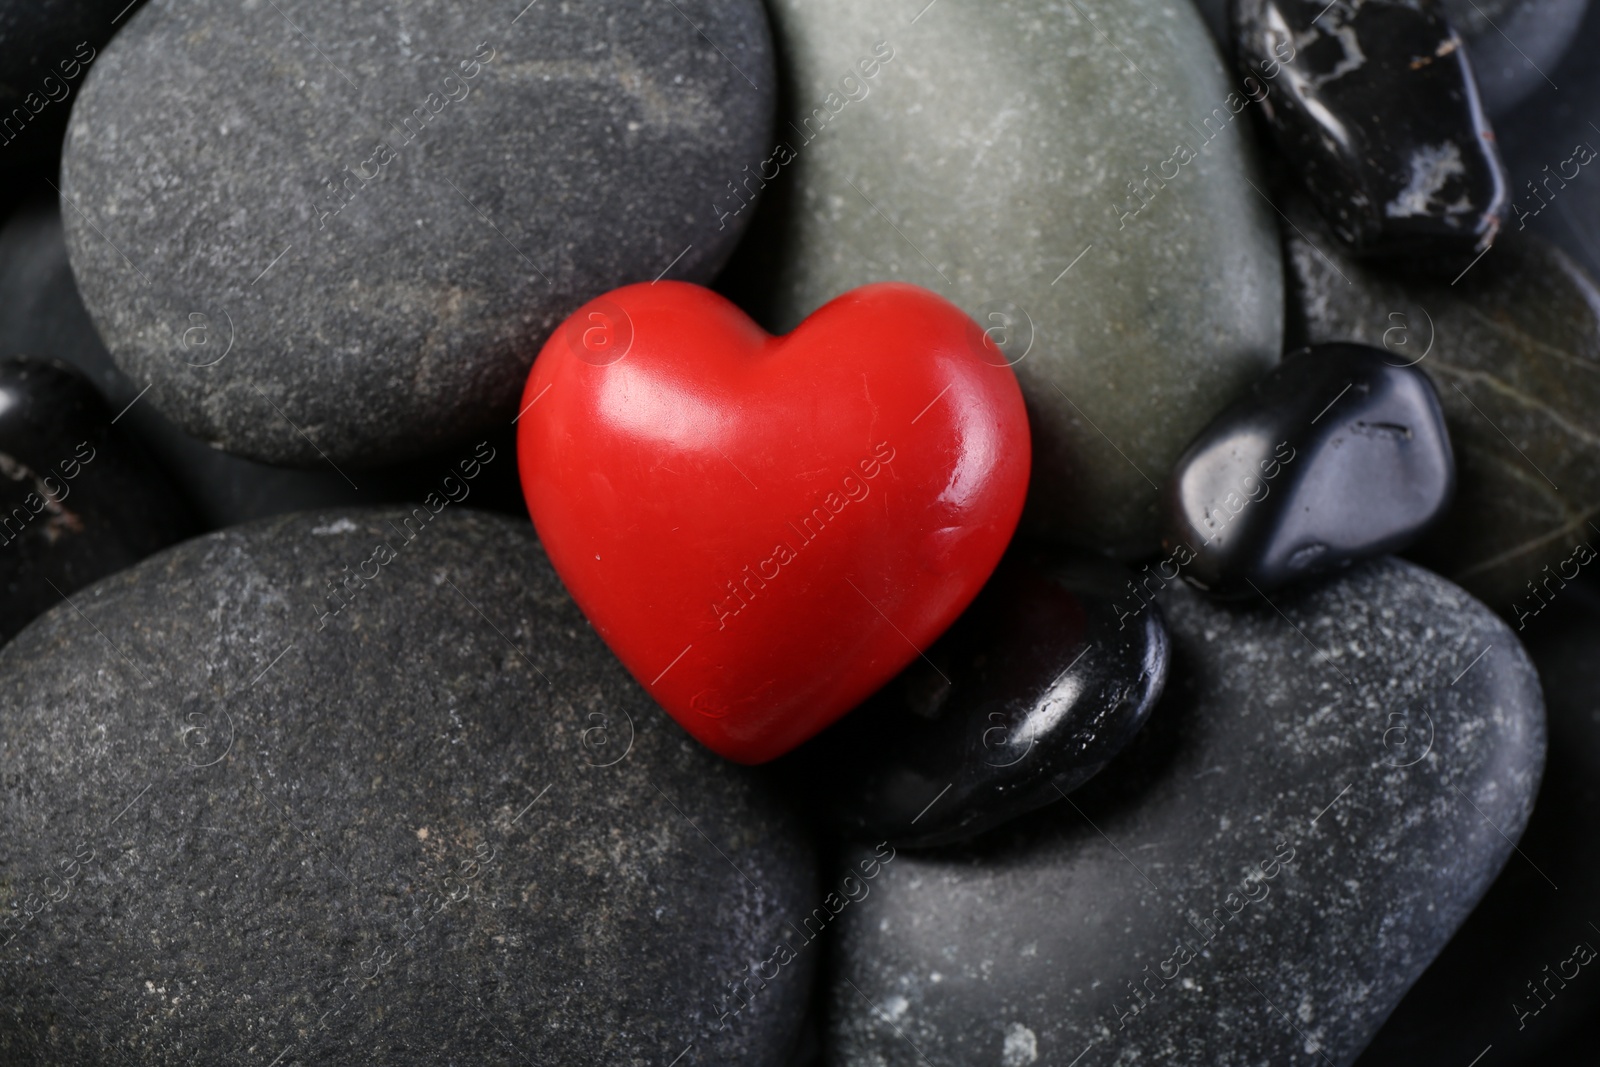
<box><xmin>517</xmin><ymin>281</ymin><xmax>1031</xmax><ymax>763</ymax></box>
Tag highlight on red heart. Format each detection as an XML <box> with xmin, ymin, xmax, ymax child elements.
<box><xmin>516</xmin><ymin>281</ymin><xmax>1032</xmax><ymax>763</ymax></box>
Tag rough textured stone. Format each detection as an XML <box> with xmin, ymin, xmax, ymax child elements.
<box><xmin>1236</xmin><ymin>0</ymin><xmax>1509</xmax><ymax>263</ymax></box>
<box><xmin>785</xmin><ymin>550</ymin><xmax>1169</xmax><ymax>848</ymax></box>
<box><xmin>1356</xmin><ymin>576</ymin><xmax>1600</xmax><ymax>1065</ymax></box>
<box><xmin>61</xmin><ymin>0</ymin><xmax>775</xmax><ymax>466</ymax></box>
<box><xmin>0</xmin><ymin>508</ymin><xmax>815</xmax><ymax>1066</ymax></box>
<box><xmin>1438</xmin><ymin>0</ymin><xmax>1588</xmax><ymax>118</ymax></box>
<box><xmin>738</xmin><ymin>0</ymin><xmax>1282</xmax><ymax>555</ymax></box>
<box><xmin>1164</xmin><ymin>343</ymin><xmax>1455</xmax><ymax>596</ymax></box>
<box><xmin>0</xmin><ymin>355</ymin><xmax>192</xmax><ymax>643</ymax></box>
<box><xmin>0</xmin><ymin>196</ymin><xmax>528</xmax><ymax>525</ymax></box>
<box><xmin>827</xmin><ymin>557</ymin><xmax>1544</xmax><ymax>1066</ymax></box>
<box><xmin>1282</xmin><ymin>194</ymin><xmax>1600</xmax><ymax>611</ymax></box>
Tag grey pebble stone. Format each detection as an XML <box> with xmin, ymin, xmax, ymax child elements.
<box><xmin>0</xmin><ymin>196</ymin><xmax>532</xmax><ymax>527</ymax></box>
<box><xmin>0</xmin><ymin>507</ymin><xmax>816</xmax><ymax>1066</ymax></box>
<box><xmin>826</xmin><ymin>557</ymin><xmax>1544</xmax><ymax>1066</ymax></box>
<box><xmin>60</xmin><ymin>0</ymin><xmax>775</xmax><ymax>467</ymax></box>
<box><xmin>1356</xmin><ymin>577</ymin><xmax>1600</xmax><ymax>1064</ymax></box>
<box><xmin>741</xmin><ymin>0</ymin><xmax>1282</xmax><ymax>556</ymax></box>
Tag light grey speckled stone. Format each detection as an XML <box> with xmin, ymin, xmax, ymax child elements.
<box><xmin>828</xmin><ymin>557</ymin><xmax>1543</xmax><ymax>1066</ymax></box>
<box><xmin>0</xmin><ymin>507</ymin><xmax>815</xmax><ymax>1066</ymax></box>
<box><xmin>747</xmin><ymin>0</ymin><xmax>1283</xmax><ymax>556</ymax></box>
<box><xmin>61</xmin><ymin>0</ymin><xmax>774</xmax><ymax>466</ymax></box>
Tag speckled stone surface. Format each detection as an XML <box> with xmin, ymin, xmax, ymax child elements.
<box><xmin>1356</xmin><ymin>577</ymin><xmax>1600</xmax><ymax>1065</ymax></box>
<box><xmin>0</xmin><ymin>508</ymin><xmax>816</xmax><ymax>1066</ymax></box>
<box><xmin>742</xmin><ymin>0</ymin><xmax>1282</xmax><ymax>555</ymax></box>
<box><xmin>0</xmin><ymin>197</ymin><xmax>528</xmax><ymax>526</ymax></box>
<box><xmin>826</xmin><ymin>557</ymin><xmax>1544</xmax><ymax>1067</ymax></box>
<box><xmin>60</xmin><ymin>0</ymin><xmax>774</xmax><ymax>467</ymax></box>
<box><xmin>1282</xmin><ymin>194</ymin><xmax>1600</xmax><ymax>612</ymax></box>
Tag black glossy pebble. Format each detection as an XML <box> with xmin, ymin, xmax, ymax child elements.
<box><xmin>1164</xmin><ymin>342</ymin><xmax>1454</xmax><ymax>597</ymax></box>
<box><xmin>0</xmin><ymin>356</ymin><xmax>192</xmax><ymax>643</ymax></box>
<box><xmin>786</xmin><ymin>551</ymin><xmax>1169</xmax><ymax>849</ymax></box>
<box><xmin>1236</xmin><ymin>0</ymin><xmax>1508</xmax><ymax>262</ymax></box>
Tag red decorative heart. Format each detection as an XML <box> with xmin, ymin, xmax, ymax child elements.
<box><xmin>517</xmin><ymin>281</ymin><xmax>1031</xmax><ymax>763</ymax></box>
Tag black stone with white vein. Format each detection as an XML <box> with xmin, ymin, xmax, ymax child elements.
<box><xmin>0</xmin><ymin>508</ymin><xmax>814</xmax><ymax>1066</ymax></box>
<box><xmin>1163</xmin><ymin>343</ymin><xmax>1454</xmax><ymax>597</ymax></box>
<box><xmin>827</xmin><ymin>557</ymin><xmax>1544</xmax><ymax>1067</ymax></box>
<box><xmin>1235</xmin><ymin>0</ymin><xmax>1509</xmax><ymax>262</ymax></box>
<box><xmin>785</xmin><ymin>550</ymin><xmax>1169</xmax><ymax>848</ymax></box>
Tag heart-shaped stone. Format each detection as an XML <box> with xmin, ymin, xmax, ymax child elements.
<box><xmin>516</xmin><ymin>281</ymin><xmax>1031</xmax><ymax>763</ymax></box>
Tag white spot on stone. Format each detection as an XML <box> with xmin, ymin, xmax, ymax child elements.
<box><xmin>882</xmin><ymin>994</ymin><xmax>909</xmax><ymax>1020</ymax></box>
<box><xmin>1386</xmin><ymin>143</ymin><xmax>1468</xmax><ymax>219</ymax></box>
<box><xmin>311</xmin><ymin>518</ymin><xmax>358</xmax><ymax>535</ymax></box>
<box><xmin>1001</xmin><ymin>1021</ymin><xmax>1039</xmax><ymax>1065</ymax></box>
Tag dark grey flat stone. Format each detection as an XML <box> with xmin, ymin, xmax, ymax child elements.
<box><xmin>0</xmin><ymin>507</ymin><xmax>815</xmax><ymax>1066</ymax></box>
<box><xmin>0</xmin><ymin>196</ymin><xmax>529</xmax><ymax>527</ymax></box>
<box><xmin>60</xmin><ymin>0</ymin><xmax>775</xmax><ymax>466</ymax></box>
<box><xmin>825</xmin><ymin>557</ymin><xmax>1544</xmax><ymax>1066</ymax></box>
<box><xmin>1355</xmin><ymin>576</ymin><xmax>1600</xmax><ymax>1065</ymax></box>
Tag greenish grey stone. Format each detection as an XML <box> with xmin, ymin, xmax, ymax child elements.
<box><xmin>748</xmin><ymin>0</ymin><xmax>1283</xmax><ymax>554</ymax></box>
<box><xmin>1282</xmin><ymin>195</ymin><xmax>1600</xmax><ymax>614</ymax></box>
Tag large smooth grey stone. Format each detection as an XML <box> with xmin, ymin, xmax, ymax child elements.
<box><xmin>747</xmin><ymin>0</ymin><xmax>1282</xmax><ymax>556</ymax></box>
<box><xmin>60</xmin><ymin>0</ymin><xmax>774</xmax><ymax>466</ymax></box>
<box><xmin>0</xmin><ymin>508</ymin><xmax>815</xmax><ymax>1065</ymax></box>
<box><xmin>0</xmin><ymin>197</ymin><xmax>529</xmax><ymax>526</ymax></box>
<box><xmin>827</xmin><ymin>557</ymin><xmax>1544</xmax><ymax>1066</ymax></box>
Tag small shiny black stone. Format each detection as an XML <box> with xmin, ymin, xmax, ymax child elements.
<box><xmin>1235</xmin><ymin>0</ymin><xmax>1509</xmax><ymax>262</ymax></box>
<box><xmin>0</xmin><ymin>356</ymin><xmax>193</xmax><ymax>643</ymax></box>
<box><xmin>784</xmin><ymin>550</ymin><xmax>1169</xmax><ymax>849</ymax></box>
<box><xmin>1163</xmin><ymin>342</ymin><xmax>1454</xmax><ymax>597</ymax></box>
